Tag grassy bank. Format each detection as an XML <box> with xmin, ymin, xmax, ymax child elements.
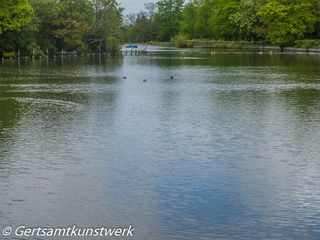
<box><xmin>170</xmin><ymin>36</ymin><xmax>320</xmax><ymax>52</ymax></box>
<box><xmin>144</xmin><ymin>39</ymin><xmax>256</xmax><ymax>49</ymax></box>
<box><xmin>189</xmin><ymin>40</ymin><xmax>255</xmax><ymax>49</ymax></box>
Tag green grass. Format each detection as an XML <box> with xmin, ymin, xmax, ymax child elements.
<box><xmin>187</xmin><ymin>40</ymin><xmax>255</xmax><ymax>49</ymax></box>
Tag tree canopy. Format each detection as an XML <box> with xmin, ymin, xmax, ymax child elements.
<box><xmin>156</xmin><ymin>0</ymin><xmax>184</xmax><ymax>41</ymax></box>
<box><xmin>1</xmin><ymin>0</ymin><xmax>320</xmax><ymax>56</ymax></box>
<box><xmin>258</xmin><ymin>0</ymin><xmax>317</xmax><ymax>48</ymax></box>
<box><xmin>0</xmin><ymin>0</ymin><xmax>33</xmax><ymax>36</ymax></box>
<box><xmin>124</xmin><ymin>0</ymin><xmax>320</xmax><ymax>49</ymax></box>
<box><xmin>0</xmin><ymin>0</ymin><xmax>123</xmax><ymax>56</ymax></box>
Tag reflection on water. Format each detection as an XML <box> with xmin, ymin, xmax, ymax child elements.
<box><xmin>0</xmin><ymin>52</ymin><xmax>320</xmax><ymax>239</ymax></box>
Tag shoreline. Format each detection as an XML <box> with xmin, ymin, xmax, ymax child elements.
<box><xmin>145</xmin><ymin>41</ymin><xmax>320</xmax><ymax>54</ymax></box>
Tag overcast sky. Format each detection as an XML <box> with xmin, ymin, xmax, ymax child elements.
<box><xmin>119</xmin><ymin>0</ymin><xmax>158</xmax><ymax>14</ymax></box>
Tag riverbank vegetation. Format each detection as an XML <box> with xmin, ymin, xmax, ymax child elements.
<box><xmin>0</xmin><ymin>0</ymin><xmax>123</xmax><ymax>57</ymax></box>
<box><xmin>124</xmin><ymin>0</ymin><xmax>320</xmax><ymax>50</ymax></box>
<box><xmin>1</xmin><ymin>0</ymin><xmax>320</xmax><ymax>57</ymax></box>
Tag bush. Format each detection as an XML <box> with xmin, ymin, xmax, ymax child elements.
<box><xmin>2</xmin><ymin>52</ymin><xmax>16</xmax><ymax>58</ymax></box>
<box><xmin>190</xmin><ymin>39</ymin><xmax>253</xmax><ymax>49</ymax></box>
<box><xmin>25</xmin><ymin>43</ymin><xmax>45</xmax><ymax>57</ymax></box>
<box><xmin>172</xmin><ymin>34</ymin><xmax>193</xmax><ymax>48</ymax></box>
<box><xmin>76</xmin><ymin>44</ymin><xmax>90</xmax><ymax>55</ymax></box>
<box><xmin>106</xmin><ymin>36</ymin><xmax>120</xmax><ymax>55</ymax></box>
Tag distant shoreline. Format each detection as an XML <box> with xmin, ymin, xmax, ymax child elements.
<box><xmin>145</xmin><ymin>41</ymin><xmax>320</xmax><ymax>54</ymax></box>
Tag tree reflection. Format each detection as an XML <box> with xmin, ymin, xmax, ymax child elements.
<box><xmin>0</xmin><ymin>98</ymin><xmax>23</xmax><ymax>132</ymax></box>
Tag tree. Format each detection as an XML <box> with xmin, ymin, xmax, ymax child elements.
<box><xmin>122</xmin><ymin>3</ymin><xmax>158</xmax><ymax>42</ymax></box>
<box><xmin>144</xmin><ymin>2</ymin><xmax>157</xmax><ymax>19</ymax></box>
<box><xmin>53</xmin><ymin>0</ymin><xmax>94</xmax><ymax>52</ymax></box>
<box><xmin>230</xmin><ymin>0</ymin><xmax>264</xmax><ymax>41</ymax></box>
<box><xmin>181</xmin><ymin>3</ymin><xmax>198</xmax><ymax>38</ymax></box>
<box><xmin>0</xmin><ymin>0</ymin><xmax>34</xmax><ymax>55</ymax></box>
<box><xmin>1</xmin><ymin>0</ymin><xmax>124</xmax><ymax>56</ymax></box>
<box><xmin>29</xmin><ymin>0</ymin><xmax>59</xmax><ymax>52</ymax></box>
<box><xmin>0</xmin><ymin>0</ymin><xmax>33</xmax><ymax>36</ymax></box>
<box><xmin>87</xmin><ymin>0</ymin><xmax>123</xmax><ymax>52</ymax></box>
<box><xmin>155</xmin><ymin>0</ymin><xmax>184</xmax><ymax>41</ymax></box>
<box><xmin>309</xmin><ymin>0</ymin><xmax>320</xmax><ymax>38</ymax></box>
<box><xmin>208</xmin><ymin>0</ymin><xmax>239</xmax><ymax>40</ymax></box>
<box><xmin>258</xmin><ymin>0</ymin><xmax>317</xmax><ymax>50</ymax></box>
<box><xmin>194</xmin><ymin>0</ymin><xmax>215</xmax><ymax>39</ymax></box>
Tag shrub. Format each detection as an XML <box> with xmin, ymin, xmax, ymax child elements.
<box><xmin>2</xmin><ymin>52</ymin><xmax>16</xmax><ymax>58</ymax></box>
<box><xmin>106</xmin><ymin>36</ymin><xmax>120</xmax><ymax>55</ymax></box>
<box><xmin>172</xmin><ymin>34</ymin><xmax>193</xmax><ymax>48</ymax></box>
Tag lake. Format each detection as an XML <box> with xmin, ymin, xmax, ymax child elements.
<box><xmin>1</xmin><ymin>48</ymin><xmax>320</xmax><ymax>239</ymax></box>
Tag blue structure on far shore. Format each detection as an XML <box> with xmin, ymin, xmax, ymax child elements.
<box><xmin>125</xmin><ymin>44</ymin><xmax>139</xmax><ymax>49</ymax></box>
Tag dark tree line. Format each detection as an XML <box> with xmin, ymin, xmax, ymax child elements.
<box><xmin>123</xmin><ymin>0</ymin><xmax>184</xmax><ymax>42</ymax></box>
<box><xmin>0</xmin><ymin>0</ymin><xmax>123</xmax><ymax>57</ymax></box>
<box><xmin>1</xmin><ymin>0</ymin><xmax>320</xmax><ymax>57</ymax></box>
<box><xmin>124</xmin><ymin>0</ymin><xmax>320</xmax><ymax>49</ymax></box>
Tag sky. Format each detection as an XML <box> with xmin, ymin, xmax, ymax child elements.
<box><xmin>119</xmin><ymin>0</ymin><xmax>158</xmax><ymax>14</ymax></box>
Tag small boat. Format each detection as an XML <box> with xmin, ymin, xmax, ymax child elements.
<box><xmin>125</xmin><ymin>44</ymin><xmax>139</xmax><ymax>49</ymax></box>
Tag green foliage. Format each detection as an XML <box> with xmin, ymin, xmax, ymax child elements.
<box><xmin>258</xmin><ymin>0</ymin><xmax>317</xmax><ymax>48</ymax></box>
<box><xmin>2</xmin><ymin>52</ymin><xmax>16</xmax><ymax>58</ymax></box>
<box><xmin>193</xmin><ymin>0</ymin><xmax>213</xmax><ymax>39</ymax></box>
<box><xmin>106</xmin><ymin>36</ymin><xmax>120</xmax><ymax>55</ymax></box>
<box><xmin>310</xmin><ymin>0</ymin><xmax>320</xmax><ymax>38</ymax></box>
<box><xmin>0</xmin><ymin>0</ymin><xmax>123</xmax><ymax>55</ymax></box>
<box><xmin>0</xmin><ymin>0</ymin><xmax>33</xmax><ymax>35</ymax></box>
<box><xmin>1</xmin><ymin>0</ymin><xmax>320</xmax><ymax>53</ymax></box>
<box><xmin>28</xmin><ymin>0</ymin><xmax>59</xmax><ymax>52</ymax></box>
<box><xmin>178</xmin><ymin>0</ymin><xmax>320</xmax><ymax>49</ymax></box>
<box><xmin>229</xmin><ymin>0</ymin><xmax>263</xmax><ymax>40</ymax></box>
<box><xmin>208</xmin><ymin>0</ymin><xmax>239</xmax><ymax>40</ymax></box>
<box><xmin>180</xmin><ymin>3</ymin><xmax>197</xmax><ymax>38</ymax></box>
<box><xmin>190</xmin><ymin>39</ymin><xmax>253</xmax><ymax>49</ymax></box>
<box><xmin>172</xmin><ymin>34</ymin><xmax>193</xmax><ymax>48</ymax></box>
<box><xmin>128</xmin><ymin>13</ymin><xmax>158</xmax><ymax>42</ymax></box>
<box><xmin>294</xmin><ymin>39</ymin><xmax>320</xmax><ymax>49</ymax></box>
<box><xmin>155</xmin><ymin>0</ymin><xmax>184</xmax><ymax>41</ymax></box>
<box><xmin>52</xmin><ymin>0</ymin><xmax>94</xmax><ymax>51</ymax></box>
<box><xmin>122</xmin><ymin>2</ymin><xmax>159</xmax><ymax>42</ymax></box>
<box><xmin>88</xmin><ymin>0</ymin><xmax>123</xmax><ymax>52</ymax></box>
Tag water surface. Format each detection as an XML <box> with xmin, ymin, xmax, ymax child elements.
<box><xmin>1</xmin><ymin>50</ymin><xmax>320</xmax><ymax>239</ymax></box>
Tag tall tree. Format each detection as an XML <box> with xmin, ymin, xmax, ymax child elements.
<box><xmin>122</xmin><ymin>2</ymin><xmax>158</xmax><ymax>42</ymax></box>
<box><xmin>144</xmin><ymin>2</ymin><xmax>157</xmax><ymax>19</ymax></box>
<box><xmin>259</xmin><ymin>0</ymin><xmax>317</xmax><ymax>50</ymax></box>
<box><xmin>230</xmin><ymin>0</ymin><xmax>264</xmax><ymax>41</ymax></box>
<box><xmin>53</xmin><ymin>0</ymin><xmax>94</xmax><ymax>51</ymax></box>
<box><xmin>181</xmin><ymin>2</ymin><xmax>198</xmax><ymax>38</ymax></box>
<box><xmin>0</xmin><ymin>0</ymin><xmax>34</xmax><ymax>55</ymax></box>
<box><xmin>87</xmin><ymin>0</ymin><xmax>123</xmax><ymax>52</ymax></box>
<box><xmin>0</xmin><ymin>0</ymin><xmax>33</xmax><ymax>36</ymax></box>
<box><xmin>194</xmin><ymin>0</ymin><xmax>215</xmax><ymax>39</ymax></box>
<box><xmin>208</xmin><ymin>0</ymin><xmax>239</xmax><ymax>40</ymax></box>
<box><xmin>309</xmin><ymin>0</ymin><xmax>320</xmax><ymax>38</ymax></box>
<box><xmin>29</xmin><ymin>0</ymin><xmax>59</xmax><ymax>52</ymax></box>
<box><xmin>156</xmin><ymin>0</ymin><xmax>184</xmax><ymax>41</ymax></box>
